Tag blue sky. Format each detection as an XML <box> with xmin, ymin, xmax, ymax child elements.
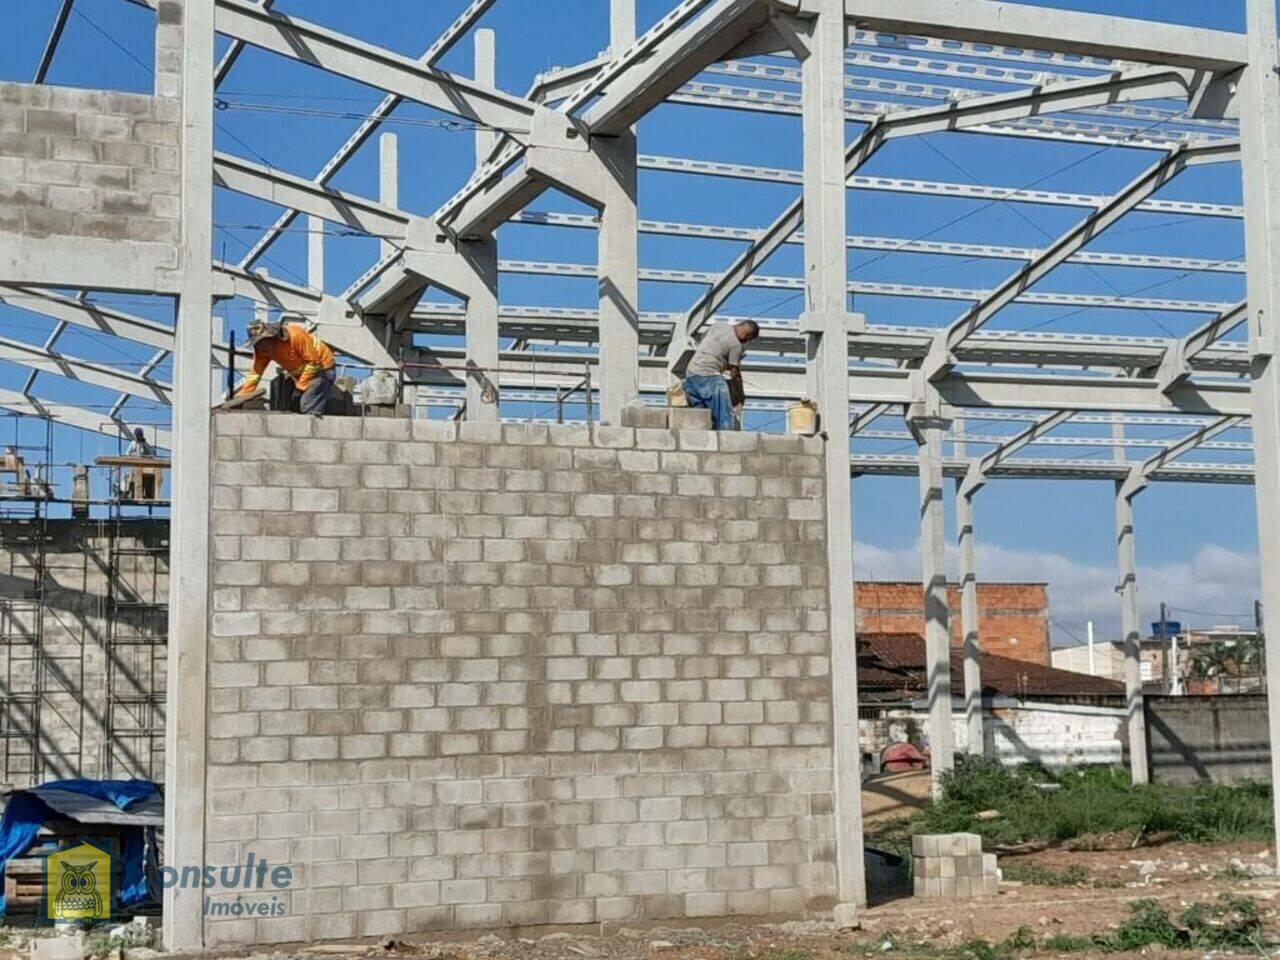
<box><xmin>0</xmin><ymin>0</ymin><xmax>1267</xmax><ymax>642</ymax></box>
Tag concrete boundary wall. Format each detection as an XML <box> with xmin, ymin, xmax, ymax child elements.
<box><xmin>205</xmin><ymin>414</ymin><xmax>838</xmax><ymax>944</ymax></box>
<box><xmin>1146</xmin><ymin>694</ymin><xmax>1270</xmax><ymax>784</ymax></box>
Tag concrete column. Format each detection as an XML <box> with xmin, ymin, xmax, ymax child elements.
<box><xmin>955</xmin><ymin>480</ymin><xmax>983</xmax><ymax>756</ymax></box>
<box><xmin>463</xmin><ymin>238</ymin><xmax>500</xmax><ymax>421</ymax></box>
<box><xmin>596</xmin><ymin>0</ymin><xmax>640</xmax><ymax>424</ymax></box>
<box><xmin>610</xmin><ymin>0</ymin><xmax>635</xmax><ymax>54</ymax></box>
<box><xmin>161</xmin><ymin>0</ymin><xmax>214</xmax><ymax>950</ymax></box>
<box><xmin>474</xmin><ymin>30</ymin><xmax>497</xmax><ymax>164</ymax></box>
<box><xmin>1239</xmin><ymin>0</ymin><xmax>1280</xmax><ymax>862</ymax></box>
<box><xmin>914</xmin><ymin>407</ymin><xmax>955</xmax><ymax>792</ymax></box>
<box><xmin>1115</xmin><ymin>475</ymin><xmax>1149</xmax><ymax>784</ymax></box>
<box><xmin>307</xmin><ymin>214</ymin><xmax>324</xmax><ymax>291</ymax></box>
<box><xmin>380</xmin><ymin>132</ymin><xmax>398</xmax><ymax>262</ymax></box>
<box><xmin>463</xmin><ymin>33</ymin><xmax>499</xmax><ymax>423</ymax></box>
<box><xmin>801</xmin><ymin>0</ymin><xmax>865</xmax><ymax>921</ymax></box>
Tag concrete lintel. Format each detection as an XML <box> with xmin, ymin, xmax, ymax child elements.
<box><xmin>0</xmin><ymin>236</ymin><xmax>180</xmax><ymax>294</ymax></box>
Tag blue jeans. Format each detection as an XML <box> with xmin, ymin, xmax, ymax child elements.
<box><xmin>683</xmin><ymin>375</ymin><xmax>734</xmax><ymax>430</ymax></box>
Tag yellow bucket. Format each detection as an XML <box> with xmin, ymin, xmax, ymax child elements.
<box><xmin>787</xmin><ymin>400</ymin><xmax>818</xmax><ymax>436</ymax></box>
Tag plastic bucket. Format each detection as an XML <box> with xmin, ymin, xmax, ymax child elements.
<box><xmin>787</xmin><ymin>400</ymin><xmax>818</xmax><ymax>436</ymax></box>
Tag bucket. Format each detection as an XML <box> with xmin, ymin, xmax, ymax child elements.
<box><xmin>787</xmin><ymin>400</ymin><xmax>818</xmax><ymax>436</ymax></box>
<box><xmin>666</xmin><ymin>384</ymin><xmax>688</xmax><ymax>407</ymax></box>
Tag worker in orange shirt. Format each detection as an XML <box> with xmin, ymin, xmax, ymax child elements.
<box><xmin>238</xmin><ymin>314</ymin><xmax>336</xmax><ymax>415</ymax></box>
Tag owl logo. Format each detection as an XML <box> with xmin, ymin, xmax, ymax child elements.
<box><xmin>45</xmin><ymin>842</ymin><xmax>111</xmax><ymax>923</ymax></box>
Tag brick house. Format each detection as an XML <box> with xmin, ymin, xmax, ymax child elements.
<box><xmin>855</xmin><ymin>581</ymin><xmax>1050</xmax><ymax>665</ymax></box>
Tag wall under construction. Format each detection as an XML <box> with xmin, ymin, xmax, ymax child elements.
<box><xmin>0</xmin><ymin>516</ymin><xmax>168</xmax><ymax>786</ymax></box>
<box><xmin>204</xmin><ymin>412</ymin><xmax>837</xmax><ymax>944</ymax></box>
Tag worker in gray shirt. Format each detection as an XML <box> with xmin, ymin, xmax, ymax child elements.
<box><xmin>682</xmin><ymin>320</ymin><xmax>760</xmax><ymax>430</ymax></box>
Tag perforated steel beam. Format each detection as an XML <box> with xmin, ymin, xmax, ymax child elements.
<box><xmin>683</xmin><ymin>65</ymin><xmax>1200</xmax><ymax>341</ymax></box>
<box><xmin>940</xmin><ymin>140</ymin><xmax>1240</xmax><ymax>360</ymax></box>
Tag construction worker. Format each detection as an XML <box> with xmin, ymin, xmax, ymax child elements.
<box><xmin>118</xmin><ymin>428</ymin><xmax>154</xmax><ymax>499</ymax></box>
<box><xmin>126</xmin><ymin>427</ymin><xmax>153</xmax><ymax>458</ymax></box>
<box><xmin>238</xmin><ymin>314</ymin><xmax>335</xmax><ymax>415</ymax></box>
<box><xmin>682</xmin><ymin>319</ymin><xmax>759</xmax><ymax>430</ymax></box>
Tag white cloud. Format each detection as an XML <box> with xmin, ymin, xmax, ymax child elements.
<box><xmin>853</xmin><ymin>539</ymin><xmax>1260</xmax><ymax>646</ymax></box>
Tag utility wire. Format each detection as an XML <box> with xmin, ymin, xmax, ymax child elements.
<box><xmin>71</xmin><ymin>7</ymin><xmax>150</xmax><ymax>78</ymax></box>
<box><xmin>215</xmin><ymin>98</ymin><xmax>481</xmax><ymax>132</ymax></box>
<box><xmin>851</xmin><ymin>109</ymin><xmax>1195</xmax><ymax>286</ymax></box>
<box><xmin>1011</xmin><ymin>248</ymin><xmax>1244</xmax><ymax>336</ymax></box>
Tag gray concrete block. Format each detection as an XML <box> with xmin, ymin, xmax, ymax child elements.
<box><xmin>31</xmin><ymin>935</ymin><xmax>84</xmax><ymax>960</ymax></box>
<box><xmin>621</xmin><ymin>404</ymin><xmax>669</xmax><ymax>429</ymax></box>
<box><xmin>669</xmin><ymin>407</ymin><xmax>712</xmax><ymax>431</ymax></box>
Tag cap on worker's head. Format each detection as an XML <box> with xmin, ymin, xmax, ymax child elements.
<box><xmin>245</xmin><ymin>319</ymin><xmax>283</xmax><ymax>346</ymax></box>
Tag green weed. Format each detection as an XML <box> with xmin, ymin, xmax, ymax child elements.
<box><xmin>874</xmin><ymin>757</ymin><xmax>1273</xmax><ymax>848</ymax></box>
<box><xmin>863</xmin><ymin>896</ymin><xmax>1265</xmax><ymax>958</ymax></box>
<box><xmin>999</xmin><ymin>863</ymin><xmax>1092</xmax><ymax>887</ymax></box>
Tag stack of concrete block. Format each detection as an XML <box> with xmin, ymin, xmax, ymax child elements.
<box><xmin>620</xmin><ymin>404</ymin><xmax>712</xmax><ymax>431</ymax></box>
<box><xmin>911</xmin><ymin>833</ymin><xmax>998</xmax><ymax>898</ymax></box>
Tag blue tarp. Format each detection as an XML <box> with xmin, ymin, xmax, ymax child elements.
<box><xmin>0</xmin><ymin>779</ymin><xmax>160</xmax><ymax>916</ymax></box>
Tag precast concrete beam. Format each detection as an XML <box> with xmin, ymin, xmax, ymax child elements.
<box><xmin>212</xmin><ymin>0</ymin><xmax>546</xmax><ymax>133</ymax></box>
<box><xmin>840</xmin><ymin>0</ymin><xmax>1248</xmax><ymax>72</ymax></box>
<box><xmin>683</xmin><ymin>66</ymin><xmax>1204</xmax><ymax>346</ymax></box>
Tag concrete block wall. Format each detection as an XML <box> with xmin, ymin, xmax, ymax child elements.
<box><xmin>0</xmin><ymin>83</ymin><xmax>180</xmax><ymax>247</ymax></box>
<box><xmin>206</xmin><ymin>414</ymin><xmax>838</xmax><ymax>944</ymax></box>
<box><xmin>0</xmin><ymin>518</ymin><xmax>168</xmax><ymax>786</ymax></box>
<box><xmin>1146</xmin><ymin>694</ymin><xmax>1270</xmax><ymax>784</ymax></box>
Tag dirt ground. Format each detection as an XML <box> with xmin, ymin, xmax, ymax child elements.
<box><xmin>1</xmin><ymin>843</ymin><xmax>1274</xmax><ymax>960</ymax></box>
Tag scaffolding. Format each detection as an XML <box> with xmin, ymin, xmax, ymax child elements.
<box><xmin>0</xmin><ymin>409</ymin><xmax>169</xmax><ymax>786</ymax></box>
<box><xmin>103</xmin><ymin>502</ymin><xmax>169</xmax><ymax>783</ymax></box>
<box><xmin>0</xmin><ymin>415</ymin><xmax>53</xmax><ymax>787</ymax></box>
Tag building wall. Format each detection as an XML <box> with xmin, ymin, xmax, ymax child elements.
<box><xmin>1145</xmin><ymin>694</ymin><xmax>1269</xmax><ymax>784</ymax></box>
<box><xmin>0</xmin><ymin>83</ymin><xmax>180</xmax><ymax>247</ymax></box>
<box><xmin>205</xmin><ymin>414</ymin><xmax>838</xmax><ymax>944</ymax></box>
<box><xmin>0</xmin><ymin>517</ymin><xmax>168</xmax><ymax>787</ymax></box>
<box><xmin>855</xmin><ymin>581</ymin><xmax>1050</xmax><ymax>664</ymax></box>
<box><xmin>0</xmin><ymin>0</ymin><xmax>187</xmax><ymax>290</ymax></box>
<box><xmin>1050</xmin><ymin>643</ymin><xmax>1126</xmax><ymax>682</ymax></box>
<box><xmin>862</xmin><ymin>701</ymin><xmax>1125</xmax><ymax>769</ymax></box>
